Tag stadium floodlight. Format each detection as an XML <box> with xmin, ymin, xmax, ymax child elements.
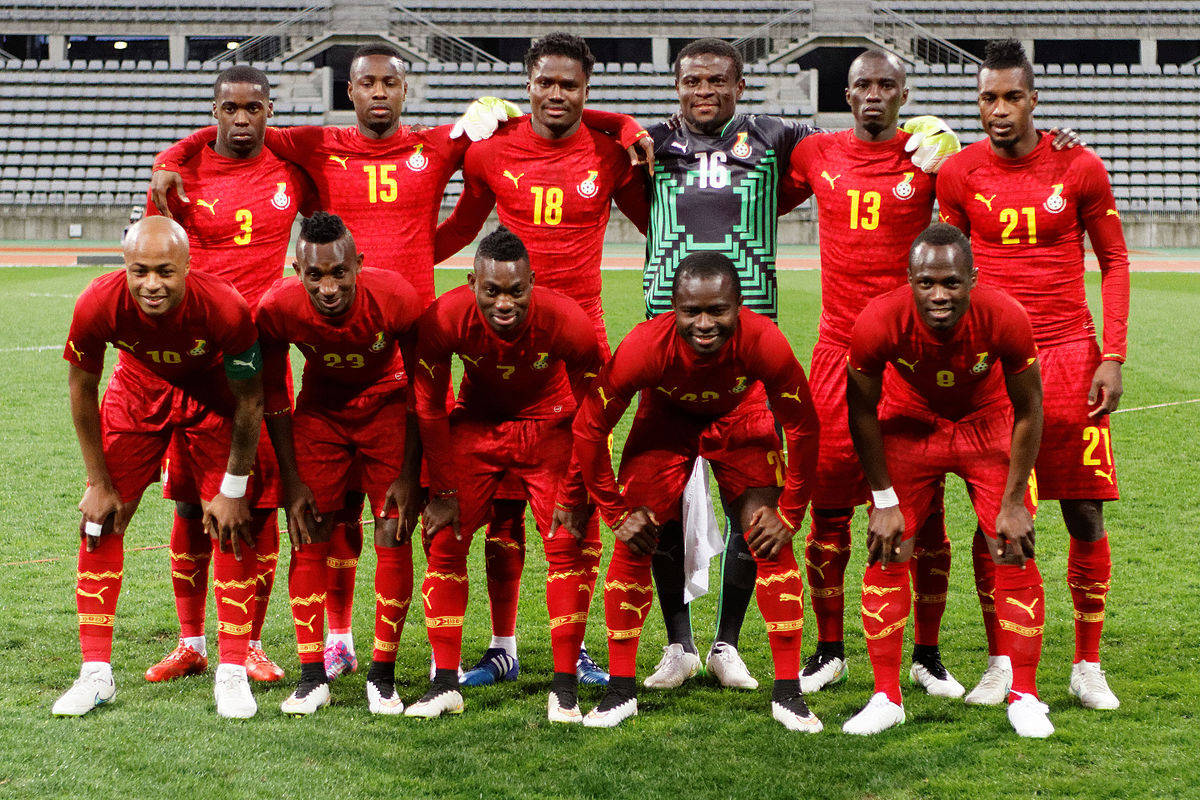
<box><xmin>113</xmin><ymin>41</ymin><xmax>127</xmax><ymax>50</ymax></box>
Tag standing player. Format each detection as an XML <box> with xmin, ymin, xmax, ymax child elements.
<box><xmin>257</xmin><ymin>212</ymin><xmax>423</xmax><ymax>715</ymax></box>
<box><xmin>566</xmin><ymin>252</ymin><xmax>821</xmax><ymax>731</ymax></box>
<box><xmin>937</xmin><ymin>39</ymin><xmax>1129</xmax><ymax>710</ymax></box>
<box><xmin>844</xmin><ymin>224</ymin><xmax>1050</xmax><ymax>737</ymax></box>
<box><xmin>144</xmin><ymin>64</ymin><xmax>317</xmax><ymax>686</ymax></box>
<box><xmin>433</xmin><ymin>32</ymin><xmax>647</xmax><ymax>687</ymax></box>
<box><xmin>410</xmin><ymin>228</ymin><xmax>604</xmax><ymax>722</ymax></box>
<box><xmin>53</xmin><ymin>217</ymin><xmax>266</xmax><ymax>718</ymax></box>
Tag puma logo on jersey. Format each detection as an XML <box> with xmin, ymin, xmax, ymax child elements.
<box><xmin>619</xmin><ymin>599</ymin><xmax>652</xmax><ymax>616</ymax></box>
<box><xmin>598</xmin><ymin>387</ymin><xmax>617</xmax><ymax>409</ymax></box>
<box><xmin>1106</xmin><ymin>208</ymin><xmax>1121</xmax><ymax>218</ymax></box>
<box><xmin>221</xmin><ymin>596</ymin><xmax>250</xmax><ymax>614</ymax></box>
<box><xmin>294</xmin><ymin>614</ymin><xmax>316</xmax><ymax>633</ymax></box>
<box><xmin>1094</xmin><ymin>468</ymin><xmax>1115</xmax><ymax>485</ymax></box>
<box><xmin>821</xmin><ymin>171</ymin><xmax>840</xmax><ymax>190</ymax></box>
<box><xmin>974</xmin><ymin>193</ymin><xmax>996</xmax><ymax>211</ymax></box>
<box><xmin>116</xmin><ymin>340</ymin><xmax>138</xmax><ymax>352</ymax></box>
<box><xmin>459</xmin><ymin>354</ymin><xmax>482</xmax><ymax>367</ymax></box>
<box><xmin>418</xmin><ymin>358</ymin><xmax>437</xmax><ymax>378</ymax></box>
<box><xmin>67</xmin><ymin>340</ymin><xmax>83</xmax><ymax>360</ymax></box>
<box><xmin>189</xmin><ymin>339</ymin><xmax>207</xmax><ymax>357</ymax></box>
<box><xmin>1005</xmin><ymin>596</ymin><xmax>1040</xmax><ymax>619</ymax></box>
<box><xmin>328</xmin><ymin>155</ymin><xmax>350</xmax><ymax>169</ymax></box>
<box><xmin>503</xmin><ymin>170</ymin><xmax>524</xmax><ymax>189</ymax></box>
<box><xmin>655</xmin><ymin>385</ymin><xmax>676</xmax><ymax>397</ymax></box>
<box><xmin>76</xmin><ymin>585</ymin><xmax>111</xmax><ymax>605</ymax></box>
<box><xmin>171</xmin><ymin>569</ymin><xmax>199</xmax><ymax>587</ymax></box>
<box><xmin>779</xmin><ymin>387</ymin><xmax>805</xmax><ymax>404</ymax></box>
<box><xmin>195</xmin><ymin>198</ymin><xmax>219</xmax><ymax>215</ymax></box>
<box><xmin>862</xmin><ymin>603</ymin><xmax>889</xmax><ymax>624</ymax></box>
<box><xmin>896</xmin><ymin>357</ymin><xmax>919</xmax><ymax>372</ymax></box>
<box><xmin>229</xmin><ymin>357</ymin><xmax>257</xmax><ymax>369</ymax></box>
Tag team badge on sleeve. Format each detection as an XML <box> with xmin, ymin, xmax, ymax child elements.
<box><xmin>1043</xmin><ymin>184</ymin><xmax>1066</xmax><ymax>214</ymax></box>
<box><xmin>731</xmin><ymin>132</ymin><xmax>751</xmax><ymax>159</ymax></box>
<box><xmin>892</xmin><ymin>172</ymin><xmax>915</xmax><ymax>200</ymax></box>
<box><xmin>577</xmin><ymin>170</ymin><xmax>599</xmax><ymax>199</ymax></box>
<box><xmin>271</xmin><ymin>182</ymin><xmax>291</xmax><ymax>211</ymax></box>
<box><xmin>407</xmin><ymin>144</ymin><xmax>429</xmax><ymax>172</ymax></box>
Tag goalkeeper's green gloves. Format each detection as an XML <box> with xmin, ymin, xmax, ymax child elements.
<box><xmin>901</xmin><ymin>115</ymin><xmax>961</xmax><ymax>173</ymax></box>
<box><xmin>450</xmin><ymin>96</ymin><xmax>521</xmax><ymax>141</ymax></box>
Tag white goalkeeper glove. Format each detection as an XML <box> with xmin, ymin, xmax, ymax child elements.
<box><xmin>902</xmin><ymin>115</ymin><xmax>961</xmax><ymax>174</ymax></box>
<box><xmin>450</xmin><ymin>96</ymin><xmax>521</xmax><ymax>141</ymax></box>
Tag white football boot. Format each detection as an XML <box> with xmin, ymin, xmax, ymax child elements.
<box><xmin>214</xmin><ymin>663</ymin><xmax>257</xmax><ymax>719</ymax></box>
<box><xmin>405</xmin><ymin>685</ymin><xmax>464</xmax><ymax>719</ymax></box>
<box><xmin>799</xmin><ymin>651</ymin><xmax>848</xmax><ymax>694</ymax></box>
<box><xmin>706</xmin><ymin>643</ymin><xmax>759</xmax><ymax>690</ymax></box>
<box><xmin>548</xmin><ymin>691</ymin><xmax>583</xmax><ymax>724</ymax></box>
<box><xmin>280</xmin><ymin>680</ymin><xmax>331</xmax><ymax>716</ymax></box>
<box><xmin>964</xmin><ymin>656</ymin><xmax>1012</xmax><ymax>706</ymax></box>
<box><xmin>1007</xmin><ymin>692</ymin><xmax>1054</xmax><ymax>738</ymax></box>
<box><xmin>52</xmin><ymin>663</ymin><xmax>116</xmax><ymax>716</ymax></box>
<box><xmin>909</xmin><ymin>660</ymin><xmax>965</xmax><ymax>699</ymax></box>
<box><xmin>366</xmin><ymin>679</ymin><xmax>405</xmax><ymax>715</ymax></box>
<box><xmin>583</xmin><ymin>695</ymin><xmax>638</xmax><ymax>728</ymax></box>
<box><xmin>643</xmin><ymin>644</ymin><xmax>701</xmax><ymax>689</ymax></box>
<box><xmin>1069</xmin><ymin>661</ymin><xmax>1120</xmax><ymax>710</ymax></box>
<box><xmin>842</xmin><ymin>692</ymin><xmax>906</xmax><ymax>735</ymax></box>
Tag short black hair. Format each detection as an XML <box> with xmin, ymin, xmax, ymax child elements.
<box><xmin>909</xmin><ymin>222</ymin><xmax>973</xmax><ymax>272</ymax></box>
<box><xmin>214</xmin><ymin>65</ymin><xmax>270</xmax><ymax>99</ymax></box>
<box><xmin>673</xmin><ymin>38</ymin><xmax>743</xmax><ymax>82</ymax></box>
<box><xmin>475</xmin><ymin>225</ymin><xmax>528</xmax><ymax>264</ymax></box>
<box><xmin>351</xmin><ymin>43</ymin><xmax>406</xmax><ymax>72</ymax></box>
<box><xmin>981</xmin><ymin>38</ymin><xmax>1034</xmax><ymax>92</ymax></box>
<box><xmin>524</xmin><ymin>32</ymin><xmax>595</xmax><ymax>79</ymax></box>
<box><xmin>299</xmin><ymin>211</ymin><xmax>348</xmax><ymax>245</ymax></box>
<box><xmin>672</xmin><ymin>251</ymin><xmax>743</xmax><ymax>300</ymax></box>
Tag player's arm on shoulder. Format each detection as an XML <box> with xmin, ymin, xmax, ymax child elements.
<box><xmin>933</xmin><ymin>162</ymin><xmax>970</xmax><ymax>232</ymax></box>
<box><xmin>612</xmin><ymin>159</ymin><xmax>650</xmax><ymax>233</ymax></box>
<box><xmin>434</xmin><ymin>160</ymin><xmax>496</xmax><ymax>263</ymax></box>
<box><xmin>581</xmin><ymin>108</ymin><xmax>653</xmax><ymax>171</ymax></box>
<box><xmin>779</xmin><ymin>137</ymin><xmax>816</xmax><ymax>216</ymax></box>
<box><xmin>149</xmin><ymin>127</ymin><xmax>220</xmax><ymax>215</ymax></box>
<box><xmin>262</xmin><ymin>125</ymin><xmax>325</xmax><ymax>162</ymax></box>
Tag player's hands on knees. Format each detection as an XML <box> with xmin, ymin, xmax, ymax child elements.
<box><xmin>866</xmin><ymin>506</ymin><xmax>907</xmax><ymax>567</ymax></box>
<box><xmin>78</xmin><ymin>483</ymin><xmax>124</xmax><ymax>551</ymax></box>
<box><xmin>421</xmin><ymin>495</ymin><xmax>461</xmax><ymax>553</ymax></box>
<box><xmin>994</xmin><ymin>502</ymin><xmax>1036</xmax><ymax>566</ymax></box>
<box><xmin>282</xmin><ymin>480</ymin><xmax>320</xmax><ymax>550</ymax></box>
<box><xmin>382</xmin><ymin>476</ymin><xmax>420</xmax><ymax>545</ymax></box>
<box><xmin>744</xmin><ymin>506</ymin><xmax>795</xmax><ymax>561</ymax></box>
<box><xmin>1088</xmin><ymin>360</ymin><xmax>1123</xmax><ymax>418</ymax></box>
<box><xmin>205</xmin><ymin>495</ymin><xmax>253</xmax><ymax>561</ymax></box>
<box><xmin>1049</xmin><ymin>127</ymin><xmax>1085</xmax><ymax>150</ymax></box>
<box><xmin>614</xmin><ymin>507</ymin><xmax>659</xmax><ymax>556</ymax></box>
<box><xmin>551</xmin><ymin>503</ymin><xmax>594</xmax><ymax>543</ymax></box>
<box><xmin>149</xmin><ymin>170</ymin><xmax>186</xmax><ymax>217</ymax></box>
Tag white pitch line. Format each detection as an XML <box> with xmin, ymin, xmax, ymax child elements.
<box><xmin>27</xmin><ymin>292</ymin><xmax>79</xmax><ymax>298</ymax></box>
<box><xmin>0</xmin><ymin>345</ymin><xmax>60</xmax><ymax>353</ymax></box>
<box><xmin>1113</xmin><ymin>398</ymin><xmax>1200</xmax><ymax>414</ymax></box>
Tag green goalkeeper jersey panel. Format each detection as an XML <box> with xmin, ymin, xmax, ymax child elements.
<box><xmin>644</xmin><ymin>114</ymin><xmax>817</xmax><ymax>319</ymax></box>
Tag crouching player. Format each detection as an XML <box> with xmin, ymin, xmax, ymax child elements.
<box><xmin>567</xmin><ymin>252</ymin><xmax>821</xmax><ymax>731</ymax></box>
<box><xmin>257</xmin><ymin>212</ymin><xmax>423</xmax><ymax>715</ymax></box>
<box><xmin>55</xmin><ymin>217</ymin><xmax>265</xmax><ymax>718</ymax></box>
<box><xmin>410</xmin><ymin>227</ymin><xmax>604</xmax><ymax>722</ymax></box>
<box><xmin>843</xmin><ymin>223</ymin><xmax>1051</xmax><ymax>737</ymax></box>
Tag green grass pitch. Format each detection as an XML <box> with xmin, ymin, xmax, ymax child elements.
<box><xmin>1</xmin><ymin>263</ymin><xmax>1197</xmax><ymax>799</ymax></box>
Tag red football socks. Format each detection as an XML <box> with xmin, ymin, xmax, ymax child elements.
<box><xmin>372</xmin><ymin>543</ymin><xmax>413</xmax><ymax>665</ymax></box>
<box><xmin>1068</xmin><ymin>535</ymin><xmax>1111</xmax><ymax>663</ymax></box>
<box><xmin>994</xmin><ymin>561</ymin><xmax>1045</xmax><ymax>699</ymax></box>
<box><xmin>250</xmin><ymin>509</ymin><xmax>279</xmax><ymax>642</ymax></box>
<box><xmin>753</xmin><ymin>546</ymin><xmax>806</xmax><ymax>681</ymax></box>
<box><xmin>602</xmin><ymin>541</ymin><xmax>654</xmax><ymax>679</ymax></box>
<box><xmin>325</xmin><ymin>511</ymin><xmax>362</xmax><ymax>633</ymax></box>
<box><xmin>423</xmin><ymin>532</ymin><xmax>471</xmax><ymax>671</ymax></box>
<box><xmin>168</xmin><ymin>511</ymin><xmax>209</xmax><ymax>639</ymax></box>
<box><xmin>289</xmin><ymin>540</ymin><xmax>329</xmax><ymax>664</ymax></box>
<box><xmin>911</xmin><ymin>511</ymin><xmax>950</xmax><ymax>647</ymax></box>
<box><xmin>483</xmin><ymin>500</ymin><xmax>526</xmax><ymax>639</ymax></box>
<box><xmin>212</xmin><ymin>541</ymin><xmax>258</xmax><ymax>665</ymax></box>
<box><xmin>76</xmin><ymin>533</ymin><xmax>124</xmax><ymax>662</ymax></box>
<box><xmin>545</xmin><ymin>527</ymin><xmax>598</xmax><ymax>674</ymax></box>
<box><xmin>805</xmin><ymin>512</ymin><xmax>852</xmax><ymax>644</ymax></box>
<box><xmin>862</xmin><ymin>560</ymin><xmax>912</xmax><ymax>705</ymax></box>
<box><xmin>972</xmin><ymin>530</ymin><xmax>1001</xmax><ymax>656</ymax></box>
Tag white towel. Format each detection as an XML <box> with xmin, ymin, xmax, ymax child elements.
<box><xmin>682</xmin><ymin>457</ymin><xmax>724</xmax><ymax>603</ymax></box>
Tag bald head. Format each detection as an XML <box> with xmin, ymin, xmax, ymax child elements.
<box><xmin>846</xmin><ymin>49</ymin><xmax>909</xmax><ymax>140</ymax></box>
<box><xmin>123</xmin><ymin>216</ymin><xmax>190</xmax><ymax>316</ymax></box>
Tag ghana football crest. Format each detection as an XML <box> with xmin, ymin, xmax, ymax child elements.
<box><xmin>971</xmin><ymin>352</ymin><xmax>990</xmax><ymax>373</ymax></box>
<box><xmin>731</xmin><ymin>132</ymin><xmax>751</xmax><ymax>158</ymax></box>
<box><xmin>892</xmin><ymin>172</ymin><xmax>915</xmax><ymax>200</ymax></box>
<box><xmin>407</xmin><ymin>144</ymin><xmax>429</xmax><ymax>172</ymax></box>
<box><xmin>577</xmin><ymin>170</ymin><xmax>599</xmax><ymax>198</ymax></box>
<box><xmin>1043</xmin><ymin>184</ymin><xmax>1066</xmax><ymax>213</ymax></box>
<box><xmin>270</xmin><ymin>181</ymin><xmax>291</xmax><ymax>211</ymax></box>
<box><xmin>371</xmin><ymin>332</ymin><xmax>386</xmax><ymax>351</ymax></box>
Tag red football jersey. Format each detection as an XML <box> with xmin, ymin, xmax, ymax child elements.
<box><xmin>434</xmin><ymin>116</ymin><xmax>648</xmax><ymax>307</ymax></box>
<box><xmin>146</xmin><ymin>146</ymin><xmax>318</xmax><ymax>309</ymax></box>
<box><xmin>256</xmin><ymin>268</ymin><xmax>423</xmax><ymax>414</ymax></box>
<box><xmin>787</xmin><ymin>129</ymin><xmax>936</xmax><ymax>346</ymax></box>
<box><xmin>414</xmin><ymin>285</ymin><xmax>602</xmax><ymax>494</ymax></box>
<box><xmin>572</xmin><ymin>307</ymin><xmax>819</xmax><ymax>526</ymax></box>
<box><xmin>65</xmin><ymin>270</ymin><xmax>257</xmax><ymax>406</ymax></box>
<box><xmin>159</xmin><ymin>124</ymin><xmax>470</xmax><ymax>306</ymax></box>
<box><xmin>849</xmin><ymin>284</ymin><xmax>1038</xmax><ymax>421</ymax></box>
<box><xmin>936</xmin><ymin>133</ymin><xmax>1130</xmax><ymax>360</ymax></box>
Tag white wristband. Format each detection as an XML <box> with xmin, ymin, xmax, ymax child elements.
<box><xmin>871</xmin><ymin>487</ymin><xmax>899</xmax><ymax>509</ymax></box>
<box><xmin>84</xmin><ymin>521</ymin><xmax>103</xmax><ymax>536</ymax></box>
<box><xmin>220</xmin><ymin>473</ymin><xmax>249</xmax><ymax>499</ymax></box>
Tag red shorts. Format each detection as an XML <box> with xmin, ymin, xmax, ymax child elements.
<box><xmin>450</xmin><ymin>416</ymin><xmax>575</xmax><ymax>538</ymax></box>
<box><xmin>100</xmin><ymin>364</ymin><xmax>230</xmax><ymax>504</ymax></box>
<box><xmin>882</xmin><ymin>408</ymin><xmax>1036</xmax><ymax>541</ymax></box>
<box><xmin>809</xmin><ymin>339</ymin><xmax>868</xmax><ymax>509</ymax></box>
<box><xmin>617</xmin><ymin>392</ymin><xmax>784</xmax><ymax>523</ymax></box>
<box><xmin>293</xmin><ymin>389</ymin><xmax>408</xmax><ymax>517</ymax></box>
<box><xmin>163</xmin><ymin>420</ymin><xmax>282</xmax><ymax>508</ymax></box>
<box><xmin>1034</xmin><ymin>339</ymin><xmax>1119</xmax><ymax>501</ymax></box>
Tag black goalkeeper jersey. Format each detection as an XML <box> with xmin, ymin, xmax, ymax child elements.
<box><xmin>643</xmin><ymin>113</ymin><xmax>817</xmax><ymax>319</ymax></box>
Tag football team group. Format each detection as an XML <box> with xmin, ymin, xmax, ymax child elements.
<box><xmin>51</xmin><ymin>31</ymin><xmax>1128</xmax><ymax>740</ymax></box>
